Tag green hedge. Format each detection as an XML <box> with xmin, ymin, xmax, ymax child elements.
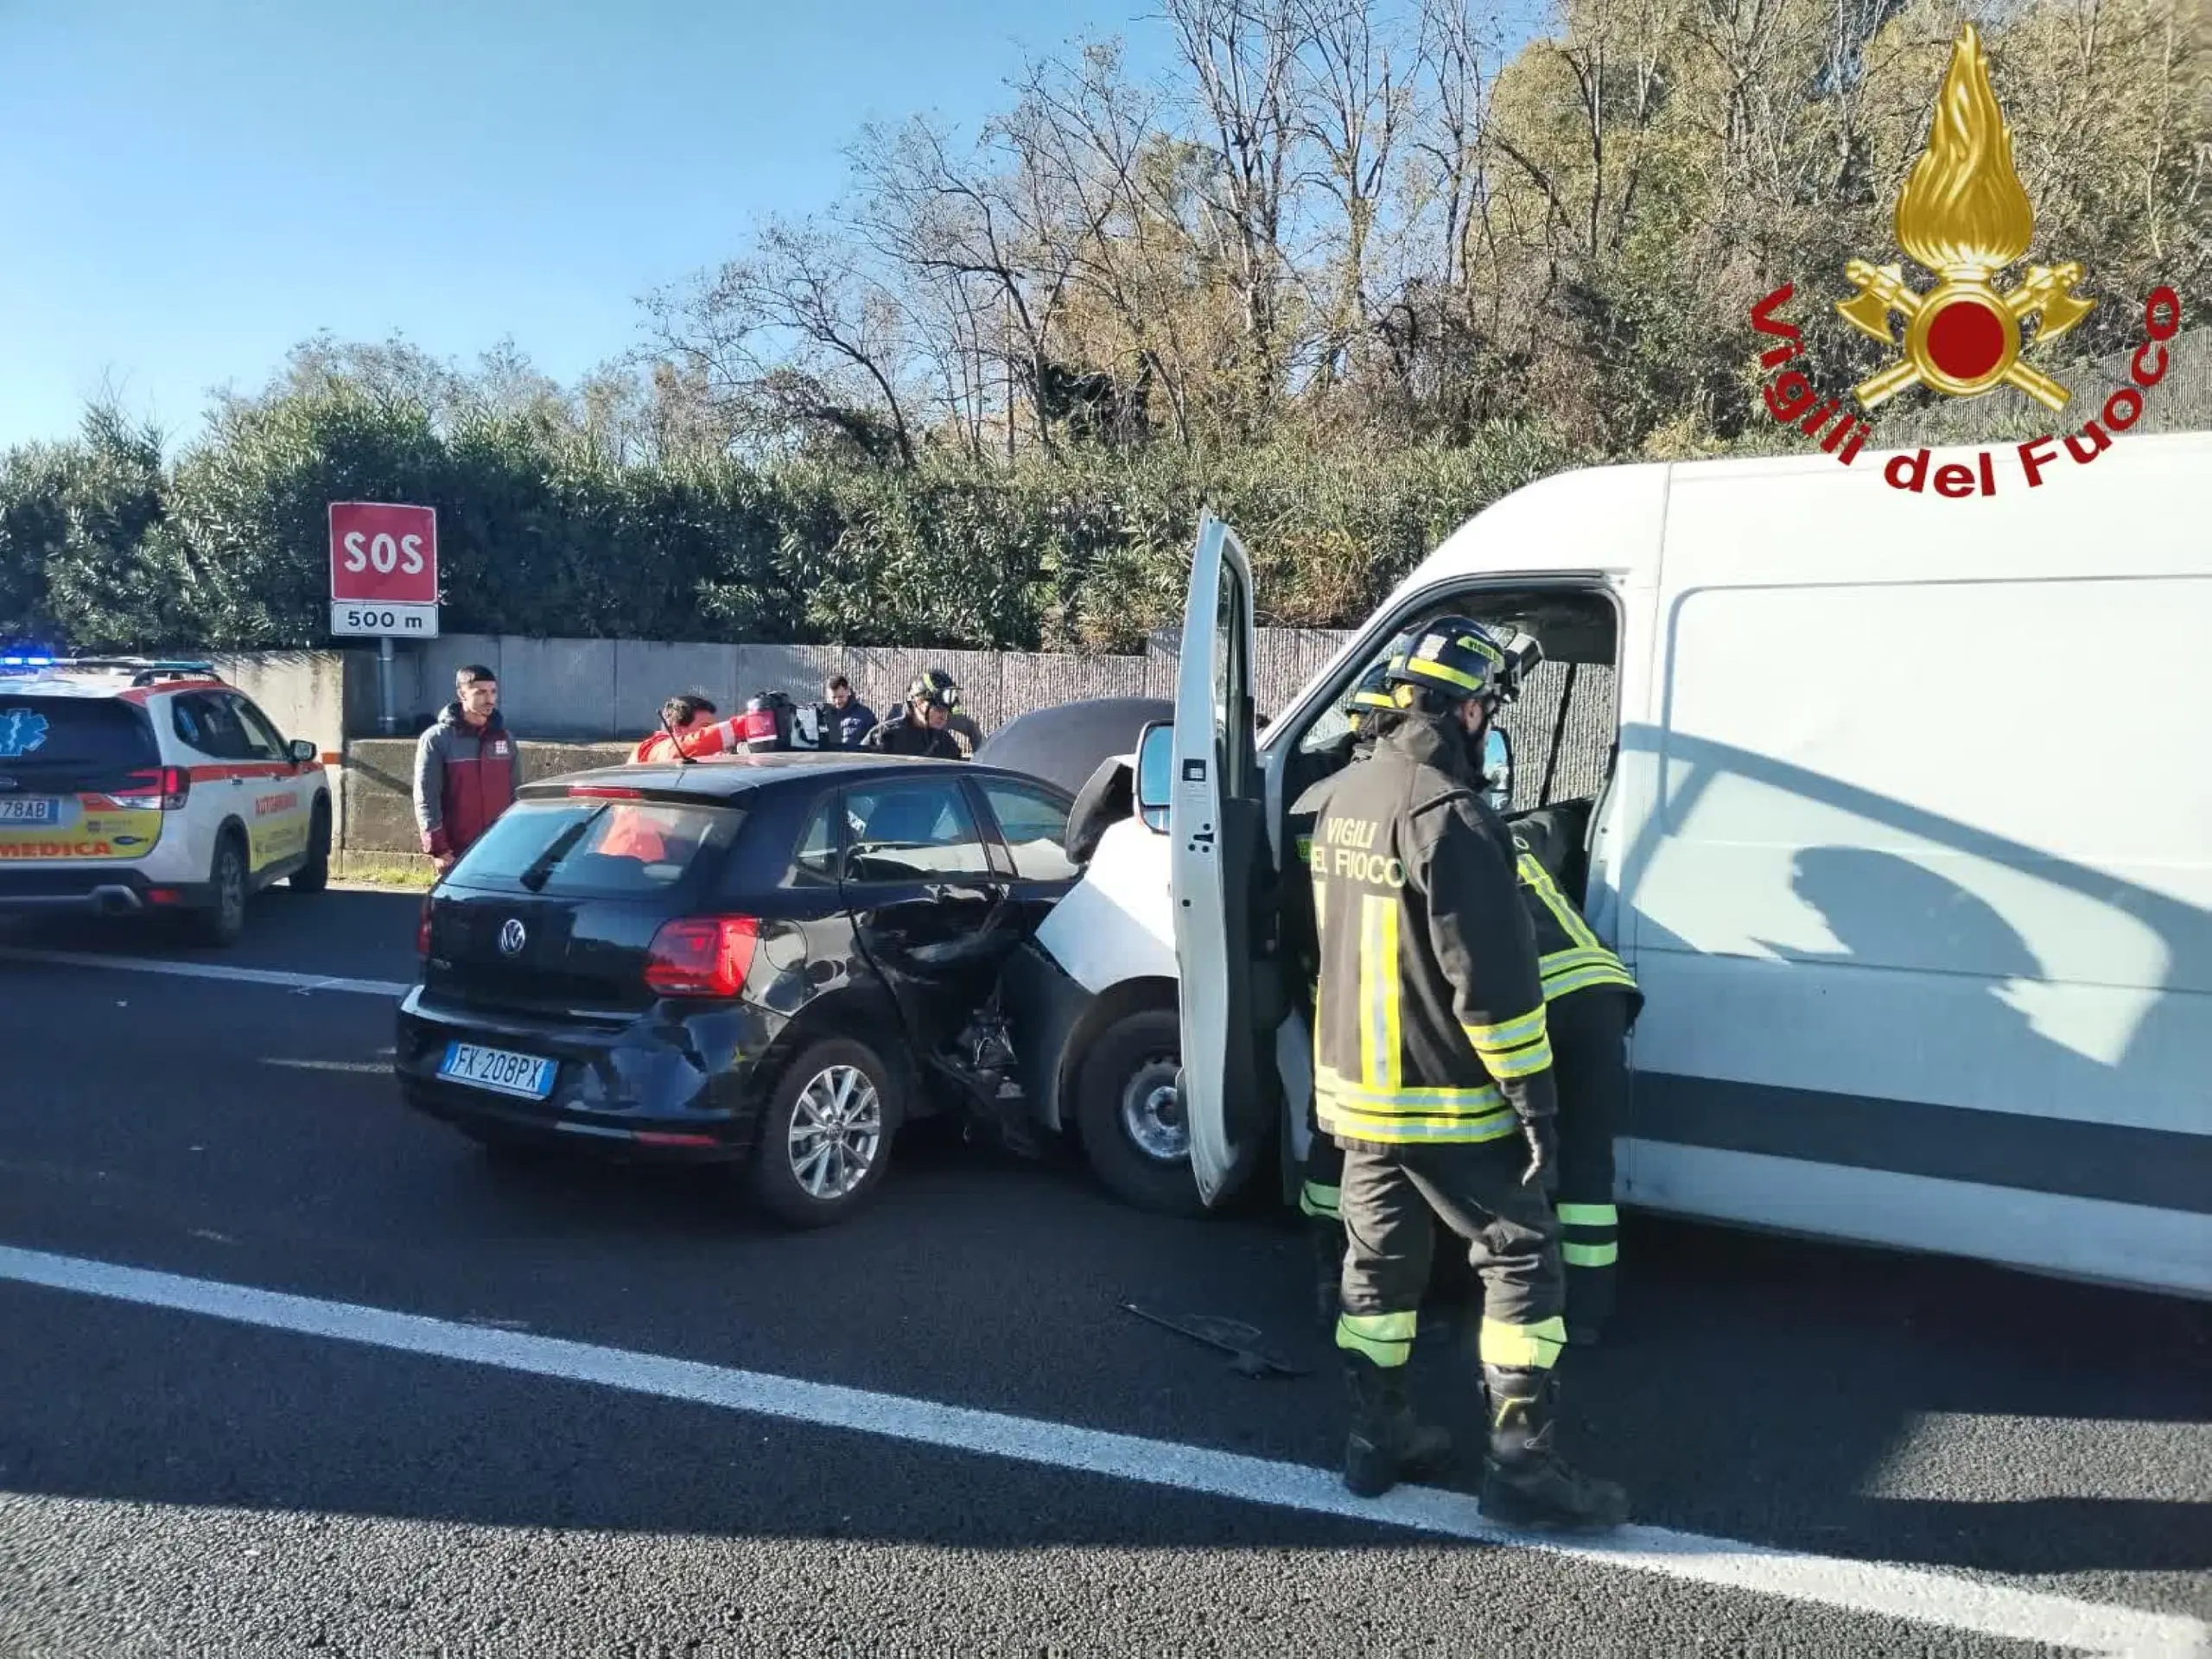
<box><xmin>0</xmin><ymin>389</ymin><xmax>1581</xmax><ymax>654</ymax></box>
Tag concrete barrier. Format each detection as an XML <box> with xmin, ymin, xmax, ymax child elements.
<box><xmin>341</xmin><ymin>737</ymin><xmax>633</xmax><ymax>854</ymax></box>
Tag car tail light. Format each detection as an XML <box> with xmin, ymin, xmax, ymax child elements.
<box><xmin>645</xmin><ymin>916</ymin><xmax>759</xmax><ymax>998</ymax></box>
<box><xmin>569</xmin><ymin>785</ymin><xmax>642</xmax><ymax>799</ymax></box>
<box><xmin>416</xmin><ymin>895</ymin><xmax>434</xmax><ymax>959</ymax></box>
<box><xmin>115</xmin><ymin>766</ymin><xmax>190</xmax><ymax>811</ymax></box>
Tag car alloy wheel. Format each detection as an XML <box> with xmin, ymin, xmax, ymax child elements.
<box><xmin>786</xmin><ymin>1062</ymin><xmax>884</xmax><ymax>1200</ymax></box>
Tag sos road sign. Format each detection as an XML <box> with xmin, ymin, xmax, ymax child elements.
<box><xmin>328</xmin><ymin>501</ymin><xmax>440</xmax><ymax>638</ymax></box>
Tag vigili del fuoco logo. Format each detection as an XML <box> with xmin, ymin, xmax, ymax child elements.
<box><xmin>1747</xmin><ymin>22</ymin><xmax>2183</xmax><ymax>495</ymax></box>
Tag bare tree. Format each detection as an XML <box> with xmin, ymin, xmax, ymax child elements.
<box><xmin>645</xmin><ymin>216</ymin><xmax>919</xmax><ymax>464</ymax></box>
<box><xmin>1294</xmin><ymin>0</ymin><xmax>1413</xmax><ymax>393</ymax></box>
<box><xmin>1164</xmin><ymin>0</ymin><xmax>1315</xmax><ymax>419</ymax></box>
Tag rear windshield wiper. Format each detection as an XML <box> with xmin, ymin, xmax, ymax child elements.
<box><xmin>516</xmin><ymin>811</ymin><xmax>601</xmax><ymax>892</ymax></box>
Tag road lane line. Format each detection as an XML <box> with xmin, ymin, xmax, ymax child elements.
<box><xmin>2</xmin><ymin>1244</ymin><xmax>2200</xmax><ymax>1658</ymax></box>
<box><xmin>0</xmin><ymin>947</ymin><xmax>409</xmax><ymax>998</ymax></box>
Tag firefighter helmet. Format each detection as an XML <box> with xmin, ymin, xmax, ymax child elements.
<box><xmin>1382</xmin><ymin>615</ymin><xmax>1511</xmax><ymax>707</ymax></box>
<box><xmin>907</xmin><ymin>674</ymin><xmax>951</xmax><ymax>711</ymax></box>
<box><xmin>1346</xmin><ymin>634</ymin><xmax>1414</xmax><ymax>714</ymax></box>
<box><xmin>920</xmin><ymin>667</ymin><xmax>963</xmax><ymax>709</ymax></box>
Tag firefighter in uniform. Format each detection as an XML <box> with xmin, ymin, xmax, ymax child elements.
<box><xmin>1298</xmin><ymin>644</ymin><xmax>1642</xmax><ymax>1345</ymax></box>
<box><xmin>1302</xmin><ymin>616</ymin><xmax>1628</xmax><ymax>1528</ymax></box>
<box><xmin>1509</xmin><ymin>810</ymin><xmax>1642</xmax><ymax>1344</ymax></box>
<box><xmin>1283</xmin><ymin>649</ymin><xmax>1407</xmax><ymax>1324</ymax></box>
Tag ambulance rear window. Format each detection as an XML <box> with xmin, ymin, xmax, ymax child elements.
<box><xmin>0</xmin><ymin>696</ymin><xmax>159</xmax><ymax>773</ymax></box>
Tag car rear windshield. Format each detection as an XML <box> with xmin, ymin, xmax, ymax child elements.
<box><xmin>449</xmin><ymin>795</ymin><xmax>743</xmax><ymax>898</ymax></box>
<box><xmin>0</xmin><ymin>695</ymin><xmax>157</xmax><ymax>774</ymax></box>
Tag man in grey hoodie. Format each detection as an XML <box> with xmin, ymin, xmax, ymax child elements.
<box><xmin>414</xmin><ymin>664</ymin><xmax>519</xmax><ymax>874</ymax></box>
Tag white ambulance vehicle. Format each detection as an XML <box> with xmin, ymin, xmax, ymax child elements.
<box><xmin>0</xmin><ymin>656</ymin><xmax>334</xmax><ymax>945</ymax></box>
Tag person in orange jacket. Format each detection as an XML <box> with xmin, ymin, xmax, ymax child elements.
<box><xmin>629</xmin><ymin>693</ymin><xmax>741</xmax><ymax>764</ymax></box>
<box><xmin>607</xmin><ymin>693</ymin><xmax>742</xmax><ymax>863</ymax></box>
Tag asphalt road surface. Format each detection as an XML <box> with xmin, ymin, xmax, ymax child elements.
<box><xmin>3</xmin><ymin>889</ymin><xmax>2207</xmax><ymax>1658</ymax></box>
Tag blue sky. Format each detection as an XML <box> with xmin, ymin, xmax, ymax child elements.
<box><xmin>0</xmin><ymin>0</ymin><xmax>1174</xmax><ymax>452</ymax></box>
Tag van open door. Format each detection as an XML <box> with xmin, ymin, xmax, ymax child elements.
<box><xmin>1169</xmin><ymin>512</ymin><xmax>1281</xmax><ymax>1204</ymax></box>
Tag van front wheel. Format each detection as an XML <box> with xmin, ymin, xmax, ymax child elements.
<box><xmin>1075</xmin><ymin>1007</ymin><xmax>1205</xmax><ymax>1217</ymax></box>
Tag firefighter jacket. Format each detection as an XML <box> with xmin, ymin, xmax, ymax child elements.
<box><xmin>860</xmin><ymin>710</ymin><xmax>963</xmax><ymax>760</ymax></box>
<box><xmin>1510</xmin><ymin>813</ymin><xmax>1643</xmax><ymax>1020</ymax></box>
<box><xmin>1306</xmin><ymin>712</ymin><xmax>1559</xmax><ymax>1147</ymax></box>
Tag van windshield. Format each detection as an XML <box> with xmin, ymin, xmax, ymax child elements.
<box><xmin>451</xmin><ymin>796</ymin><xmax>743</xmax><ymax>898</ymax></box>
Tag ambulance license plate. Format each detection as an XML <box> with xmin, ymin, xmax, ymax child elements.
<box><xmin>0</xmin><ymin>798</ymin><xmax>59</xmax><ymax>823</ymax></box>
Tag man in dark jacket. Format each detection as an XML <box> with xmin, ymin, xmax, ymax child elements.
<box><xmin>920</xmin><ymin>667</ymin><xmax>985</xmax><ymax>756</ymax></box>
<box><xmin>823</xmin><ymin>676</ymin><xmax>876</xmax><ymax>750</ymax></box>
<box><xmin>1301</xmin><ymin>615</ymin><xmax>1626</xmax><ymax>1529</ymax></box>
<box><xmin>860</xmin><ymin>677</ymin><xmax>963</xmax><ymax>759</ymax></box>
<box><xmin>413</xmin><ymin>664</ymin><xmax>519</xmax><ymax>874</ymax></box>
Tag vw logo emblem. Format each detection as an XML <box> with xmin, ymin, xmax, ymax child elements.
<box><xmin>498</xmin><ymin>918</ymin><xmax>527</xmax><ymax>957</ymax></box>
<box><xmin>0</xmin><ymin>775</ymin><xmax>16</xmax><ymax>791</ymax></box>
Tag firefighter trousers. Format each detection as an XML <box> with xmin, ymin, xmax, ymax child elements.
<box><xmin>1334</xmin><ymin>1137</ymin><xmax>1567</xmax><ymax>1372</ymax></box>
<box><xmin>1549</xmin><ymin>986</ymin><xmax>1632</xmax><ymax>1328</ymax></box>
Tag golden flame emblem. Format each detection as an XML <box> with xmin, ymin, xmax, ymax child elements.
<box><xmin>1836</xmin><ymin>24</ymin><xmax>2094</xmax><ymax>412</ymax></box>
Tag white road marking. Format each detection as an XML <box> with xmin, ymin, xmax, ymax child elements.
<box><xmin>0</xmin><ymin>947</ymin><xmax>409</xmax><ymax>998</ymax></box>
<box><xmin>2</xmin><ymin>1245</ymin><xmax>2200</xmax><ymax>1658</ymax></box>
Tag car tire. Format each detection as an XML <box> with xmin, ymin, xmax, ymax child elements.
<box><xmin>290</xmin><ymin>798</ymin><xmax>332</xmax><ymax>893</ymax></box>
<box><xmin>748</xmin><ymin>1036</ymin><xmax>900</xmax><ymax>1229</ymax></box>
<box><xmin>1074</xmin><ymin>1006</ymin><xmax>1204</xmax><ymax>1217</ymax></box>
<box><xmin>183</xmin><ymin>831</ymin><xmax>249</xmax><ymax>948</ymax></box>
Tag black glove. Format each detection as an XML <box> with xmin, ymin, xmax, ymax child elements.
<box><xmin>1518</xmin><ymin>1115</ymin><xmax>1558</xmax><ymax>1192</ymax></box>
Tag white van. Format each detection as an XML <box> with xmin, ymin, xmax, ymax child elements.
<box><xmin>1020</xmin><ymin>429</ymin><xmax>2212</xmax><ymax>1300</ymax></box>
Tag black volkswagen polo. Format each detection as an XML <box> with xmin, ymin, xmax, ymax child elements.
<box><xmin>394</xmin><ymin>751</ymin><xmax>1083</xmax><ymax>1227</ymax></box>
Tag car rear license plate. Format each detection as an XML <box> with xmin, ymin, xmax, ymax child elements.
<box><xmin>438</xmin><ymin>1041</ymin><xmax>557</xmax><ymax>1100</ymax></box>
<box><xmin>0</xmin><ymin>798</ymin><xmax>59</xmax><ymax>823</ymax></box>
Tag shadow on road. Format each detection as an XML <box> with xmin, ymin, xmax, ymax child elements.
<box><xmin>0</xmin><ymin>885</ymin><xmax>424</xmax><ymax>978</ymax></box>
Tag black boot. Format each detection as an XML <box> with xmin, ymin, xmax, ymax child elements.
<box><xmin>1342</xmin><ymin>1355</ymin><xmax>1452</xmax><ymax>1499</ymax></box>
<box><xmin>1478</xmin><ymin>1365</ymin><xmax>1630</xmax><ymax>1531</ymax></box>
<box><xmin>1308</xmin><ymin>1218</ymin><xmax>1344</xmax><ymax>1332</ymax></box>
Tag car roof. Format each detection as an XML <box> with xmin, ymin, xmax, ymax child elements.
<box><xmin>0</xmin><ymin>659</ymin><xmax>227</xmax><ymax>700</ymax></box>
<box><xmin>522</xmin><ymin>751</ymin><xmax>1074</xmax><ymax>802</ymax></box>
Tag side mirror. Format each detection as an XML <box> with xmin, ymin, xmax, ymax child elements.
<box><xmin>1135</xmin><ymin>721</ymin><xmax>1173</xmax><ymax>833</ymax></box>
<box><xmin>1482</xmin><ymin>727</ymin><xmax>1514</xmax><ymax>815</ymax></box>
<box><xmin>289</xmin><ymin>738</ymin><xmax>317</xmax><ymax>764</ymax></box>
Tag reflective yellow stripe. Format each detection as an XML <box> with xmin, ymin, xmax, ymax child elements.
<box><xmin>1466</xmin><ymin>1002</ymin><xmax>1552</xmax><ymax>1081</ymax></box>
<box><xmin>1337</xmin><ymin>1309</ymin><xmax>1417</xmax><ymax>1367</ymax></box>
<box><xmin>1478</xmin><ymin>1315</ymin><xmax>1567</xmax><ymax>1370</ymax></box>
<box><xmin>1403</xmin><ymin>656</ymin><xmax>1484</xmax><ymax>693</ymax></box>
<box><xmin>1474</xmin><ymin>1031</ymin><xmax>1554</xmax><ymax>1078</ymax></box>
<box><xmin>1300</xmin><ymin>1180</ymin><xmax>1341</xmax><ymax>1219</ymax></box>
<box><xmin>1315</xmin><ymin>1067</ymin><xmax>1507</xmax><ymax>1109</ymax></box>
<box><xmin>1563</xmin><ymin>1241</ymin><xmax>1619</xmax><ymax>1268</ymax></box>
<box><xmin>1556</xmin><ymin>1203</ymin><xmax>1618</xmax><ymax>1227</ymax></box>
<box><xmin>1538</xmin><ymin>945</ymin><xmax>1623</xmax><ymax>977</ymax></box>
<box><xmin>1465</xmin><ymin>1007</ymin><xmax>1546</xmax><ymax>1050</ymax></box>
<box><xmin>1540</xmin><ymin>961</ymin><xmax>1639</xmax><ymax>1001</ymax></box>
<box><xmin>1313</xmin><ymin>1101</ymin><xmax>1522</xmax><ymax>1145</ymax></box>
<box><xmin>1518</xmin><ymin>852</ymin><xmax>1606</xmax><ymax>954</ymax></box>
<box><xmin>1357</xmin><ymin>894</ymin><xmax>1401</xmax><ymax>1090</ymax></box>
